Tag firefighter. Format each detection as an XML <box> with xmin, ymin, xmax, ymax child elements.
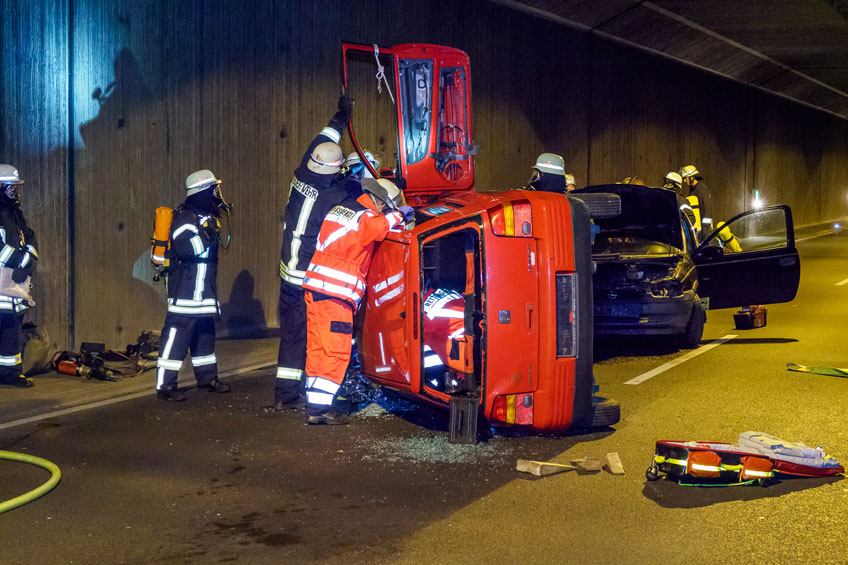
<box><xmin>301</xmin><ymin>178</ymin><xmax>413</xmax><ymax>424</ymax></box>
<box><xmin>0</xmin><ymin>165</ymin><xmax>37</xmax><ymax>388</ymax></box>
<box><xmin>663</xmin><ymin>171</ymin><xmax>683</xmax><ymax>194</ymax></box>
<box><xmin>565</xmin><ymin>174</ymin><xmax>576</xmax><ymax>192</ymax></box>
<box><xmin>422</xmin><ymin>287</ymin><xmax>466</xmax><ymax>392</ymax></box>
<box><xmin>342</xmin><ymin>150</ymin><xmax>379</xmax><ymax>181</ymax></box>
<box><xmin>273</xmin><ymin>96</ymin><xmax>355</xmax><ymax>411</ymax></box>
<box><xmin>155</xmin><ymin>169</ymin><xmax>232</xmax><ymax>401</ymax></box>
<box><xmin>679</xmin><ymin>165</ymin><xmax>713</xmax><ymax>235</ymax></box>
<box><xmin>525</xmin><ymin>153</ymin><xmax>566</xmax><ymax>193</ymax></box>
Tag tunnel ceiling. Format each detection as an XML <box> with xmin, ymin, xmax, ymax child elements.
<box><xmin>496</xmin><ymin>0</ymin><xmax>848</xmax><ymax>119</ymax></box>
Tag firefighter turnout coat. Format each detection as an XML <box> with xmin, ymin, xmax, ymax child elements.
<box><xmin>279</xmin><ymin>110</ymin><xmax>351</xmax><ymax>287</ymax></box>
<box><xmin>0</xmin><ymin>200</ymin><xmax>37</xmax><ymax>314</ymax></box>
<box><xmin>166</xmin><ymin>206</ymin><xmax>220</xmax><ymax>316</ymax></box>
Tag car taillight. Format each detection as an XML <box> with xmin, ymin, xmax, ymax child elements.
<box><xmin>556</xmin><ymin>273</ymin><xmax>577</xmax><ymax>357</ymax></box>
<box><xmin>491</xmin><ymin>393</ymin><xmax>534</xmax><ymax>425</ymax></box>
<box><xmin>490</xmin><ymin>201</ymin><xmax>532</xmax><ymax>237</ymax></box>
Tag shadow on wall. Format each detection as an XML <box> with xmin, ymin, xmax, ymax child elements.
<box><xmin>218</xmin><ymin>269</ymin><xmax>268</xmax><ymax>339</ymax></box>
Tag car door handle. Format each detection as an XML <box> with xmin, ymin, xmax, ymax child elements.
<box><xmin>412</xmin><ymin>293</ymin><xmax>419</xmax><ymax>340</ymax></box>
<box><xmin>526</xmin><ymin>302</ymin><xmax>534</xmax><ymax>329</ymax></box>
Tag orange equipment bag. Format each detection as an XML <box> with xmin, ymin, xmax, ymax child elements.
<box><xmin>151</xmin><ymin>207</ymin><xmax>173</xmax><ymax>277</ymax></box>
<box><xmin>686</xmin><ymin>451</ymin><xmax>723</xmax><ymax>478</ymax></box>
<box><xmin>739</xmin><ymin>456</ymin><xmax>774</xmax><ymax>482</ymax></box>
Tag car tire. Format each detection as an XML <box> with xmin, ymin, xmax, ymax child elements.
<box><xmin>573</xmin><ymin>396</ymin><xmax>620</xmax><ymax>429</ymax></box>
<box><xmin>680</xmin><ymin>303</ymin><xmax>705</xmax><ymax>349</ymax></box>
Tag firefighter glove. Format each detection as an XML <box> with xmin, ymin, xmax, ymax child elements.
<box><xmin>12</xmin><ymin>267</ymin><xmax>29</xmax><ymax>284</ymax></box>
<box><xmin>398</xmin><ymin>205</ymin><xmax>415</xmax><ymax>223</ymax></box>
<box><xmin>338</xmin><ymin>95</ymin><xmax>354</xmax><ymax>118</ymax></box>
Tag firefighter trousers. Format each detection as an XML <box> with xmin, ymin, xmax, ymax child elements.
<box><xmin>156</xmin><ymin>313</ymin><xmax>217</xmax><ymax>391</ymax></box>
<box><xmin>0</xmin><ymin>313</ymin><xmax>22</xmax><ymax>383</ymax></box>
<box><xmin>304</xmin><ymin>291</ymin><xmax>353</xmax><ymax>414</ymax></box>
<box><xmin>275</xmin><ymin>279</ymin><xmax>307</xmax><ymax>402</ymax></box>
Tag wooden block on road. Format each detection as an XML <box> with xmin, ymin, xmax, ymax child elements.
<box><xmin>516</xmin><ymin>459</ymin><xmax>576</xmax><ymax>477</ymax></box>
<box><xmin>605</xmin><ymin>452</ymin><xmax>625</xmax><ymax>475</ymax></box>
<box><xmin>570</xmin><ymin>457</ymin><xmax>603</xmax><ymax>471</ymax></box>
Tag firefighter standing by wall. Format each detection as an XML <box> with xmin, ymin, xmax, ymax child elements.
<box><xmin>679</xmin><ymin>165</ymin><xmax>714</xmax><ymax>235</ymax></box>
<box><xmin>0</xmin><ymin>165</ymin><xmax>37</xmax><ymax>388</ymax></box>
<box><xmin>155</xmin><ymin>169</ymin><xmax>232</xmax><ymax>401</ymax></box>
<box><xmin>273</xmin><ymin>97</ymin><xmax>354</xmax><ymax>411</ymax></box>
<box><xmin>301</xmin><ymin>178</ymin><xmax>413</xmax><ymax>424</ymax></box>
<box><xmin>524</xmin><ymin>153</ymin><xmax>567</xmax><ymax>193</ymax></box>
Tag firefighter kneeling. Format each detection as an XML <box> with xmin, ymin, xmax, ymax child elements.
<box><xmin>301</xmin><ymin>178</ymin><xmax>413</xmax><ymax>425</ymax></box>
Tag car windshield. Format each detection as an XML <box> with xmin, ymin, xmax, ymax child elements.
<box><xmin>593</xmin><ymin>235</ymin><xmax>682</xmax><ymax>258</ymax></box>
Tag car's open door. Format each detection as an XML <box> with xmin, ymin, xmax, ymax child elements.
<box><xmin>693</xmin><ymin>205</ymin><xmax>800</xmax><ymax>310</ymax></box>
<box><xmin>342</xmin><ymin>43</ymin><xmax>475</xmax><ymax>203</ymax></box>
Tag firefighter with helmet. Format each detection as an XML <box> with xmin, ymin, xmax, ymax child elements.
<box><xmin>525</xmin><ymin>153</ymin><xmax>567</xmax><ymax>193</ymax></box>
<box><xmin>663</xmin><ymin>171</ymin><xmax>683</xmax><ymax>194</ymax></box>
<box><xmin>343</xmin><ymin>150</ymin><xmax>379</xmax><ymax>181</ymax></box>
<box><xmin>565</xmin><ymin>173</ymin><xmax>576</xmax><ymax>192</ymax></box>
<box><xmin>679</xmin><ymin>165</ymin><xmax>713</xmax><ymax>235</ymax></box>
<box><xmin>155</xmin><ymin>169</ymin><xmax>232</xmax><ymax>401</ymax></box>
<box><xmin>273</xmin><ymin>96</ymin><xmax>355</xmax><ymax>411</ymax></box>
<box><xmin>0</xmin><ymin>165</ymin><xmax>37</xmax><ymax>388</ymax></box>
<box><xmin>301</xmin><ymin>178</ymin><xmax>413</xmax><ymax>424</ymax></box>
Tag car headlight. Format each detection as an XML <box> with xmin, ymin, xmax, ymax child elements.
<box><xmin>650</xmin><ymin>279</ymin><xmax>683</xmax><ymax>298</ymax></box>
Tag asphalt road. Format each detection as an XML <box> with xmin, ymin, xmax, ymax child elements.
<box><xmin>2</xmin><ymin>229</ymin><xmax>847</xmax><ymax>563</ymax></box>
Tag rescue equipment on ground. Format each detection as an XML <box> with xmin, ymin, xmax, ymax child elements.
<box><xmin>734</xmin><ymin>305</ymin><xmax>766</xmax><ymax>329</ymax></box>
<box><xmin>646</xmin><ymin>431</ymin><xmax>843</xmax><ymax>487</ymax></box>
<box><xmin>51</xmin><ymin>332</ymin><xmax>159</xmax><ymax>380</ymax></box>
<box><xmin>150</xmin><ymin>206</ymin><xmax>173</xmax><ymax>281</ymax></box>
<box><xmin>786</xmin><ymin>363</ymin><xmax>848</xmax><ymax>377</ymax></box>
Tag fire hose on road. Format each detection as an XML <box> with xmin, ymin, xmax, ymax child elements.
<box><xmin>0</xmin><ymin>450</ymin><xmax>61</xmax><ymax>514</ymax></box>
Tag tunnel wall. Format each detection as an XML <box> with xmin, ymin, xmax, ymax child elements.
<box><xmin>2</xmin><ymin>0</ymin><xmax>846</xmax><ymax>349</ymax></box>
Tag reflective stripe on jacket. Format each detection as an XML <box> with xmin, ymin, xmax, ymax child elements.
<box><xmin>0</xmin><ymin>201</ymin><xmax>37</xmax><ymax>313</ymax></box>
<box><xmin>302</xmin><ymin>196</ymin><xmax>403</xmax><ymax>309</ymax></box>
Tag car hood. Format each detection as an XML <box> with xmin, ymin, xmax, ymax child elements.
<box><xmin>573</xmin><ymin>184</ymin><xmax>683</xmax><ymax>251</ymax></box>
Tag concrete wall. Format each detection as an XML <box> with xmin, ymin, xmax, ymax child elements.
<box><xmin>2</xmin><ymin>0</ymin><xmax>846</xmax><ymax>349</ymax></box>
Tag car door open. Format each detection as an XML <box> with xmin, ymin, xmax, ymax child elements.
<box><xmin>693</xmin><ymin>205</ymin><xmax>800</xmax><ymax>310</ymax></box>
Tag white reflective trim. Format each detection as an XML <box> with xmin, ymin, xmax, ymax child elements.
<box><xmin>373</xmin><ymin>272</ymin><xmax>403</xmax><ymax>293</ymax></box>
<box><xmin>173</xmin><ymin>224</ymin><xmax>199</xmax><ymax>238</ymax></box>
<box><xmin>286</xmin><ymin>178</ymin><xmax>316</xmax><ymax>278</ymax></box>
<box><xmin>302</xmin><ymin>278</ymin><xmax>361</xmax><ymax>304</ymax></box>
<box><xmin>170</xmin><ymin>298</ymin><xmax>218</xmax><ymax>307</ymax></box>
<box><xmin>0</xmin><ymin>245</ymin><xmax>14</xmax><ymax>264</ymax></box>
<box><xmin>157</xmin><ymin>359</ymin><xmax>183</xmax><ymax>370</ymax></box>
<box><xmin>20</xmin><ymin>253</ymin><xmax>30</xmax><ymax>267</ymax></box>
<box><xmin>309</xmin><ymin>377</ymin><xmax>340</xmax><ymax>395</ymax></box>
<box><xmin>690</xmin><ymin>463</ymin><xmax>721</xmax><ymax>472</ymax></box>
<box><xmin>194</xmin><ymin>261</ymin><xmax>207</xmax><ymax>301</ymax></box>
<box><xmin>306</xmin><ymin>390</ymin><xmax>334</xmax><ymax>406</ymax></box>
<box><xmin>276</xmin><ymin>367</ymin><xmax>303</xmax><ymax>380</ymax></box>
<box><xmin>744</xmin><ymin>469</ymin><xmax>773</xmax><ymax>478</ymax></box>
<box><xmin>191</xmin><ymin>354</ymin><xmax>217</xmax><ymax>367</ymax></box>
<box><xmin>190</xmin><ymin>235</ymin><xmax>204</xmax><ymax>255</ymax></box>
<box><xmin>448</xmin><ymin>328</ymin><xmax>465</xmax><ymax>339</ymax></box>
<box><xmin>309</xmin><ymin>264</ymin><xmax>359</xmax><ymax>286</ymax></box>
<box><xmin>374</xmin><ymin>286</ymin><xmax>403</xmax><ymax>307</ymax></box>
<box><xmin>384</xmin><ymin>212</ymin><xmax>401</xmax><ymax>229</ymax></box>
<box><xmin>427</xmin><ymin>307</ymin><xmax>464</xmax><ymax>320</ymax></box>
<box><xmin>167</xmin><ymin>304</ymin><xmax>219</xmax><ymax>314</ymax></box>
<box><xmin>26</xmin><ymin>245</ymin><xmax>37</xmax><ymax>258</ymax></box>
<box><xmin>156</xmin><ymin>367</ymin><xmax>166</xmax><ymax>389</ymax></box>
<box><xmin>0</xmin><ymin>354</ymin><xmax>21</xmax><ymax>366</ymax></box>
<box><xmin>318</xmin><ymin>225</ymin><xmax>351</xmax><ymax>251</ymax></box>
<box><xmin>424</xmin><ymin>353</ymin><xmax>444</xmax><ymax>368</ymax></box>
<box><xmin>152</xmin><ymin>254</ymin><xmax>165</xmax><ymax>262</ymax></box>
<box><xmin>320</xmin><ymin>127</ymin><xmax>341</xmax><ymax>143</ymax></box>
<box><xmin>161</xmin><ymin>327</ymin><xmax>177</xmax><ymax>360</ymax></box>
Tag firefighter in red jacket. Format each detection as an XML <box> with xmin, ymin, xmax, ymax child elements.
<box><xmin>301</xmin><ymin>178</ymin><xmax>413</xmax><ymax>424</ymax></box>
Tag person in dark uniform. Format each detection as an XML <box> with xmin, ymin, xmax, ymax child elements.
<box><xmin>524</xmin><ymin>153</ymin><xmax>567</xmax><ymax>193</ymax></box>
<box><xmin>273</xmin><ymin>96</ymin><xmax>354</xmax><ymax>411</ymax></box>
<box><xmin>155</xmin><ymin>169</ymin><xmax>232</xmax><ymax>401</ymax></box>
<box><xmin>679</xmin><ymin>165</ymin><xmax>714</xmax><ymax>235</ymax></box>
<box><xmin>0</xmin><ymin>164</ymin><xmax>37</xmax><ymax>388</ymax></box>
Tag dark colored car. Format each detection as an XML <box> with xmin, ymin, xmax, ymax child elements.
<box><xmin>572</xmin><ymin>184</ymin><xmax>801</xmax><ymax>347</ymax></box>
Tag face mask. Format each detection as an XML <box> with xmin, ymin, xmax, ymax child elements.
<box><xmin>1</xmin><ymin>184</ymin><xmax>20</xmax><ymax>204</ymax></box>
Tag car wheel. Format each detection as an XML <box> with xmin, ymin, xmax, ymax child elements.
<box><xmin>680</xmin><ymin>303</ymin><xmax>705</xmax><ymax>349</ymax></box>
<box><xmin>573</xmin><ymin>396</ymin><xmax>620</xmax><ymax>429</ymax></box>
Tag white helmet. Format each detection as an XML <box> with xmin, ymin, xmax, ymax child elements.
<box><xmin>533</xmin><ymin>153</ymin><xmax>565</xmax><ymax>176</ymax></box>
<box><xmin>345</xmin><ymin>150</ymin><xmax>380</xmax><ymax>173</ymax></box>
<box><xmin>0</xmin><ymin>164</ymin><xmax>24</xmax><ymax>185</ymax></box>
<box><xmin>307</xmin><ymin>142</ymin><xmax>344</xmax><ymax>174</ymax></box>
<box><xmin>664</xmin><ymin>171</ymin><xmax>683</xmax><ymax>188</ymax></box>
<box><xmin>186</xmin><ymin>169</ymin><xmax>221</xmax><ymax>196</ymax></box>
<box><xmin>679</xmin><ymin>164</ymin><xmax>700</xmax><ymax>179</ymax></box>
<box><xmin>362</xmin><ymin>178</ymin><xmax>405</xmax><ymax>210</ymax></box>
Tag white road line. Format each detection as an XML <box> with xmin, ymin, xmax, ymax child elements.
<box><xmin>835</xmin><ymin>278</ymin><xmax>848</xmax><ymax>286</ymax></box>
<box><xmin>624</xmin><ymin>334</ymin><xmax>738</xmax><ymax>385</ymax></box>
<box><xmin>0</xmin><ymin>360</ymin><xmax>275</xmax><ymax>432</ymax></box>
<box><xmin>796</xmin><ymin>229</ymin><xmax>838</xmax><ymax>243</ymax></box>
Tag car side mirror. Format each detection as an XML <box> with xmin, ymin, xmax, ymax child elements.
<box><xmin>693</xmin><ymin>244</ymin><xmax>724</xmax><ymax>261</ymax></box>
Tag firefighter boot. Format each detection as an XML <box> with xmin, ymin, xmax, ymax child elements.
<box><xmin>305</xmin><ymin>407</ymin><xmax>350</xmax><ymax>426</ymax></box>
<box><xmin>200</xmin><ymin>378</ymin><xmax>231</xmax><ymax>393</ymax></box>
<box><xmin>157</xmin><ymin>388</ymin><xmax>187</xmax><ymax>402</ymax></box>
<box><xmin>4</xmin><ymin>374</ymin><xmax>34</xmax><ymax>388</ymax></box>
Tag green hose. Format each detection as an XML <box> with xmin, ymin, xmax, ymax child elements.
<box><xmin>0</xmin><ymin>450</ymin><xmax>62</xmax><ymax>514</ymax></box>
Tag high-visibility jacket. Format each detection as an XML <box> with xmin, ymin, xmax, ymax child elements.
<box><xmin>302</xmin><ymin>195</ymin><xmax>404</xmax><ymax>309</ymax></box>
<box><xmin>166</xmin><ymin>205</ymin><xmax>220</xmax><ymax>316</ymax></box>
<box><xmin>0</xmin><ymin>201</ymin><xmax>37</xmax><ymax>313</ymax></box>
<box><xmin>422</xmin><ymin>288</ymin><xmax>465</xmax><ymax>369</ymax></box>
<box><xmin>279</xmin><ymin>110</ymin><xmax>351</xmax><ymax>286</ymax></box>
